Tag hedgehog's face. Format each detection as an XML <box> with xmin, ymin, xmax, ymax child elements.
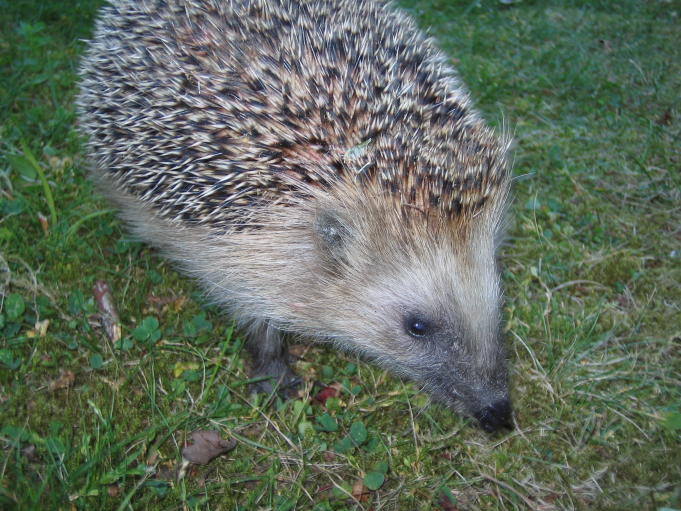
<box><xmin>313</xmin><ymin>207</ymin><xmax>512</xmax><ymax>432</ymax></box>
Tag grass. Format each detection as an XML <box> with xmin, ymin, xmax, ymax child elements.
<box><xmin>1</xmin><ymin>0</ymin><xmax>680</xmax><ymax>509</ymax></box>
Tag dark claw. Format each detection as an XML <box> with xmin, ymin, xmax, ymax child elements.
<box><xmin>249</xmin><ymin>370</ymin><xmax>302</xmax><ymax>400</ymax></box>
<box><xmin>474</xmin><ymin>399</ymin><xmax>513</xmax><ymax>433</ymax></box>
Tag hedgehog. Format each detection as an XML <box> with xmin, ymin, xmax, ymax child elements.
<box><xmin>77</xmin><ymin>0</ymin><xmax>513</xmax><ymax>432</ymax></box>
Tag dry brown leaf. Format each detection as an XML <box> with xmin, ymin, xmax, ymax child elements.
<box><xmin>48</xmin><ymin>369</ymin><xmax>75</xmax><ymax>391</ymax></box>
<box><xmin>313</xmin><ymin>382</ymin><xmax>342</xmax><ymax>405</ymax></box>
<box><xmin>93</xmin><ymin>280</ymin><xmax>121</xmax><ymax>342</ymax></box>
<box><xmin>27</xmin><ymin>319</ymin><xmax>50</xmax><ymax>338</ymax></box>
<box><xmin>38</xmin><ymin>213</ymin><xmax>49</xmax><ymax>234</ymax></box>
<box><xmin>146</xmin><ymin>294</ymin><xmax>177</xmax><ymax>306</ymax></box>
<box><xmin>352</xmin><ymin>478</ymin><xmax>370</xmax><ymax>502</ymax></box>
<box><xmin>146</xmin><ymin>293</ymin><xmax>186</xmax><ymax>315</ymax></box>
<box><xmin>181</xmin><ymin>430</ymin><xmax>236</xmax><ymax>465</ymax></box>
<box><xmin>107</xmin><ymin>485</ymin><xmax>121</xmax><ymax>497</ymax></box>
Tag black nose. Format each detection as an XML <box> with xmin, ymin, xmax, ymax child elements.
<box><xmin>474</xmin><ymin>399</ymin><xmax>513</xmax><ymax>433</ymax></box>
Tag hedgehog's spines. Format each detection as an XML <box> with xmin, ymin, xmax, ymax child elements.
<box><xmin>77</xmin><ymin>0</ymin><xmax>510</xmax><ymax>231</ymax></box>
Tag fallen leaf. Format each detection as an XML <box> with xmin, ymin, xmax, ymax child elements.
<box><xmin>181</xmin><ymin>430</ymin><xmax>236</xmax><ymax>465</ymax></box>
<box><xmin>313</xmin><ymin>383</ymin><xmax>342</xmax><ymax>405</ymax></box>
<box><xmin>352</xmin><ymin>479</ymin><xmax>370</xmax><ymax>502</ymax></box>
<box><xmin>239</xmin><ymin>423</ymin><xmax>265</xmax><ymax>439</ymax></box>
<box><xmin>48</xmin><ymin>370</ymin><xmax>75</xmax><ymax>391</ymax></box>
<box><xmin>27</xmin><ymin>319</ymin><xmax>50</xmax><ymax>338</ymax></box>
<box><xmin>93</xmin><ymin>280</ymin><xmax>121</xmax><ymax>342</ymax></box>
<box><xmin>154</xmin><ymin>294</ymin><xmax>188</xmax><ymax>313</ymax></box>
<box><xmin>146</xmin><ymin>294</ymin><xmax>176</xmax><ymax>306</ymax></box>
<box><xmin>38</xmin><ymin>213</ymin><xmax>49</xmax><ymax>234</ymax></box>
<box><xmin>146</xmin><ymin>293</ymin><xmax>187</xmax><ymax>314</ymax></box>
<box><xmin>107</xmin><ymin>485</ymin><xmax>121</xmax><ymax>497</ymax></box>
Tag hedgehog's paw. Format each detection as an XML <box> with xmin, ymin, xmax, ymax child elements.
<box><xmin>245</xmin><ymin>320</ymin><xmax>302</xmax><ymax>400</ymax></box>
<box><xmin>248</xmin><ymin>362</ymin><xmax>302</xmax><ymax>400</ymax></box>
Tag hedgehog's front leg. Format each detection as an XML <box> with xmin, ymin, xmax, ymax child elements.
<box><xmin>245</xmin><ymin>321</ymin><xmax>301</xmax><ymax>399</ymax></box>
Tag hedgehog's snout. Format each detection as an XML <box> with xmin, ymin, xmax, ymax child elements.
<box><xmin>474</xmin><ymin>398</ymin><xmax>513</xmax><ymax>433</ymax></box>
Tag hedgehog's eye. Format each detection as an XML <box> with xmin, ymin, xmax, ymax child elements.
<box><xmin>405</xmin><ymin>316</ymin><xmax>432</xmax><ymax>338</ymax></box>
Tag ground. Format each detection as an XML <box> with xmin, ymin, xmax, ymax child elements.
<box><xmin>1</xmin><ymin>0</ymin><xmax>680</xmax><ymax>509</ymax></box>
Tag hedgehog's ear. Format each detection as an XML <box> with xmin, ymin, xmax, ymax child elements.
<box><xmin>314</xmin><ymin>210</ymin><xmax>353</xmax><ymax>266</ymax></box>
